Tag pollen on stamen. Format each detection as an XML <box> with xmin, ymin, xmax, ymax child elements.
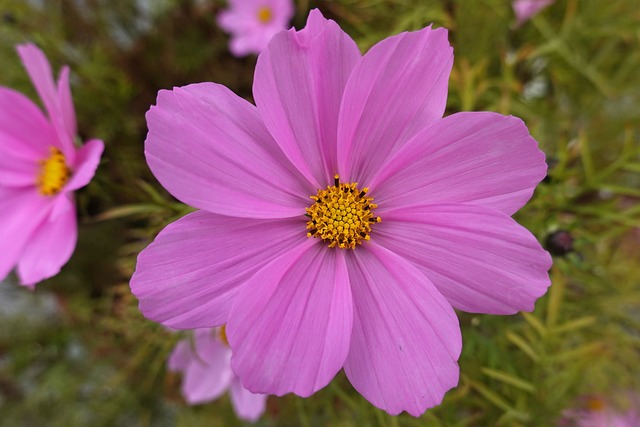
<box><xmin>36</xmin><ymin>147</ymin><xmax>71</xmax><ymax>196</ymax></box>
<box><xmin>306</xmin><ymin>175</ymin><xmax>381</xmax><ymax>249</ymax></box>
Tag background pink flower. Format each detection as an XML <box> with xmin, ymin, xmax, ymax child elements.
<box><xmin>217</xmin><ymin>0</ymin><xmax>294</xmax><ymax>56</ymax></box>
<box><xmin>168</xmin><ymin>328</ymin><xmax>268</xmax><ymax>422</ymax></box>
<box><xmin>132</xmin><ymin>10</ymin><xmax>551</xmax><ymax>416</ymax></box>
<box><xmin>0</xmin><ymin>43</ymin><xmax>103</xmax><ymax>288</ymax></box>
<box><xmin>513</xmin><ymin>0</ymin><xmax>555</xmax><ymax>26</ymax></box>
<box><xmin>562</xmin><ymin>395</ymin><xmax>640</xmax><ymax>427</ymax></box>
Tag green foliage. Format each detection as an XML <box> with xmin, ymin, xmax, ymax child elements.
<box><xmin>0</xmin><ymin>0</ymin><xmax>639</xmax><ymax>425</ymax></box>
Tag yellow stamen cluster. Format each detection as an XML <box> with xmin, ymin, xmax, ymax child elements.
<box><xmin>306</xmin><ymin>175</ymin><xmax>381</xmax><ymax>249</ymax></box>
<box><xmin>218</xmin><ymin>325</ymin><xmax>229</xmax><ymax>347</ymax></box>
<box><xmin>257</xmin><ymin>6</ymin><xmax>273</xmax><ymax>24</ymax></box>
<box><xmin>37</xmin><ymin>147</ymin><xmax>71</xmax><ymax>196</ymax></box>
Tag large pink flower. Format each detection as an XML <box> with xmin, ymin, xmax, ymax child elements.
<box><xmin>0</xmin><ymin>43</ymin><xmax>103</xmax><ymax>288</ymax></box>
<box><xmin>168</xmin><ymin>327</ymin><xmax>268</xmax><ymax>422</ymax></box>
<box><xmin>131</xmin><ymin>10</ymin><xmax>552</xmax><ymax>416</ymax></box>
<box><xmin>217</xmin><ymin>0</ymin><xmax>294</xmax><ymax>57</ymax></box>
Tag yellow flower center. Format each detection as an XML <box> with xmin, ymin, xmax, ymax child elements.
<box><xmin>218</xmin><ymin>325</ymin><xmax>229</xmax><ymax>347</ymax></box>
<box><xmin>257</xmin><ymin>6</ymin><xmax>273</xmax><ymax>24</ymax></box>
<box><xmin>587</xmin><ymin>397</ymin><xmax>605</xmax><ymax>412</ymax></box>
<box><xmin>306</xmin><ymin>175</ymin><xmax>381</xmax><ymax>249</ymax></box>
<box><xmin>37</xmin><ymin>147</ymin><xmax>71</xmax><ymax>196</ymax></box>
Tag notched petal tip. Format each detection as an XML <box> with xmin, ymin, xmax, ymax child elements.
<box><xmin>287</xmin><ymin>8</ymin><xmax>340</xmax><ymax>48</ymax></box>
<box><xmin>306</xmin><ymin>8</ymin><xmax>328</xmax><ymax>26</ymax></box>
<box><xmin>394</xmin><ymin>24</ymin><xmax>452</xmax><ymax>56</ymax></box>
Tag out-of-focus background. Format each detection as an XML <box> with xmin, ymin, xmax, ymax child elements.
<box><xmin>1</xmin><ymin>0</ymin><xmax>639</xmax><ymax>425</ymax></box>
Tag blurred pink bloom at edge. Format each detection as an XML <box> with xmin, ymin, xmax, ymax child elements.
<box><xmin>0</xmin><ymin>43</ymin><xmax>103</xmax><ymax>288</ymax></box>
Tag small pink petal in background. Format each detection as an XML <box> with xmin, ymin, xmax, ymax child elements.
<box><xmin>168</xmin><ymin>328</ymin><xmax>268</xmax><ymax>422</ymax></box>
<box><xmin>217</xmin><ymin>0</ymin><xmax>294</xmax><ymax>57</ymax></box>
<box><xmin>64</xmin><ymin>139</ymin><xmax>104</xmax><ymax>192</ymax></box>
<box><xmin>0</xmin><ymin>188</ymin><xmax>51</xmax><ymax>281</ymax></box>
<box><xmin>17</xmin><ymin>198</ymin><xmax>77</xmax><ymax>287</ymax></box>
<box><xmin>181</xmin><ymin>329</ymin><xmax>233</xmax><ymax>404</ymax></box>
<box><xmin>230</xmin><ymin>378</ymin><xmax>269</xmax><ymax>422</ymax></box>
<box><xmin>513</xmin><ymin>0</ymin><xmax>555</xmax><ymax>26</ymax></box>
<box><xmin>16</xmin><ymin>43</ymin><xmax>76</xmax><ymax>161</ymax></box>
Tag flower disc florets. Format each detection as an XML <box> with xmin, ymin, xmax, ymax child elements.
<box><xmin>306</xmin><ymin>175</ymin><xmax>381</xmax><ymax>249</ymax></box>
<box><xmin>257</xmin><ymin>6</ymin><xmax>273</xmax><ymax>24</ymax></box>
<box><xmin>37</xmin><ymin>146</ymin><xmax>71</xmax><ymax>196</ymax></box>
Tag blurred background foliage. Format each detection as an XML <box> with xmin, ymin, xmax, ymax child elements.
<box><xmin>0</xmin><ymin>0</ymin><xmax>639</xmax><ymax>425</ymax></box>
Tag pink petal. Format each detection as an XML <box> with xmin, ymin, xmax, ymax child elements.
<box><xmin>0</xmin><ymin>151</ymin><xmax>38</xmax><ymax>188</ymax></box>
<box><xmin>145</xmin><ymin>83</ymin><xmax>312</xmax><ymax>219</ymax></box>
<box><xmin>16</xmin><ymin>43</ymin><xmax>76</xmax><ymax>162</ymax></box>
<box><xmin>57</xmin><ymin>66</ymin><xmax>78</xmax><ymax>141</ymax></box>
<box><xmin>181</xmin><ymin>329</ymin><xmax>234</xmax><ymax>405</ymax></box>
<box><xmin>64</xmin><ymin>139</ymin><xmax>104</xmax><ymax>192</ymax></box>
<box><xmin>337</xmin><ymin>26</ymin><xmax>453</xmax><ymax>184</ymax></box>
<box><xmin>217</xmin><ymin>8</ymin><xmax>261</xmax><ymax>34</ymax></box>
<box><xmin>0</xmin><ymin>87</ymin><xmax>55</xmax><ymax>161</ymax></box>
<box><xmin>0</xmin><ymin>87</ymin><xmax>62</xmax><ymax>187</ymax></box>
<box><xmin>228</xmin><ymin>32</ymin><xmax>270</xmax><ymax>57</ymax></box>
<box><xmin>253</xmin><ymin>9</ymin><xmax>362</xmax><ymax>187</ymax></box>
<box><xmin>217</xmin><ymin>10</ymin><xmax>244</xmax><ymax>33</ymax></box>
<box><xmin>217</xmin><ymin>0</ymin><xmax>294</xmax><ymax>56</ymax></box>
<box><xmin>16</xmin><ymin>197</ymin><xmax>77</xmax><ymax>287</ymax></box>
<box><xmin>228</xmin><ymin>239</ymin><xmax>352</xmax><ymax>397</ymax></box>
<box><xmin>49</xmin><ymin>192</ymin><xmax>74</xmax><ymax>221</ymax></box>
<box><xmin>230</xmin><ymin>377</ymin><xmax>268</xmax><ymax>422</ymax></box>
<box><xmin>370</xmin><ymin>112</ymin><xmax>547</xmax><ymax>216</ymax></box>
<box><xmin>344</xmin><ymin>244</ymin><xmax>461</xmax><ymax>416</ymax></box>
<box><xmin>0</xmin><ymin>187</ymin><xmax>52</xmax><ymax>283</ymax></box>
<box><xmin>167</xmin><ymin>340</ymin><xmax>191</xmax><ymax>372</ymax></box>
<box><xmin>513</xmin><ymin>0</ymin><xmax>554</xmax><ymax>26</ymax></box>
<box><xmin>374</xmin><ymin>204</ymin><xmax>552</xmax><ymax>314</ymax></box>
<box><xmin>130</xmin><ymin>211</ymin><xmax>306</xmax><ymax>329</ymax></box>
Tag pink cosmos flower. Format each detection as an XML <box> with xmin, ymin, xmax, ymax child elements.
<box><xmin>131</xmin><ymin>9</ymin><xmax>552</xmax><ymax>416</ymax></box>
<box><xmin>513</xmin><ymin>0</ymin><xmax>554</xmax><ymax>26</ymax></box>
<box><xmin>0</xmin><ymin>43</ymin><xmax>104</xmax><ymax>288</ymax></box>
<box><xmin>217</xmin><ymin>0</ymin><xmax>294</xmax><ymax>57</ymax></box>
<box><xmin>168</xmin><ymin>327</ymin><xmax>268</xmax><ymax>422</ymax></box>
<box><xmin>562</xmin><ymin>395</ymin><xmax>640</xmax><ymax>427</ymax></box>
